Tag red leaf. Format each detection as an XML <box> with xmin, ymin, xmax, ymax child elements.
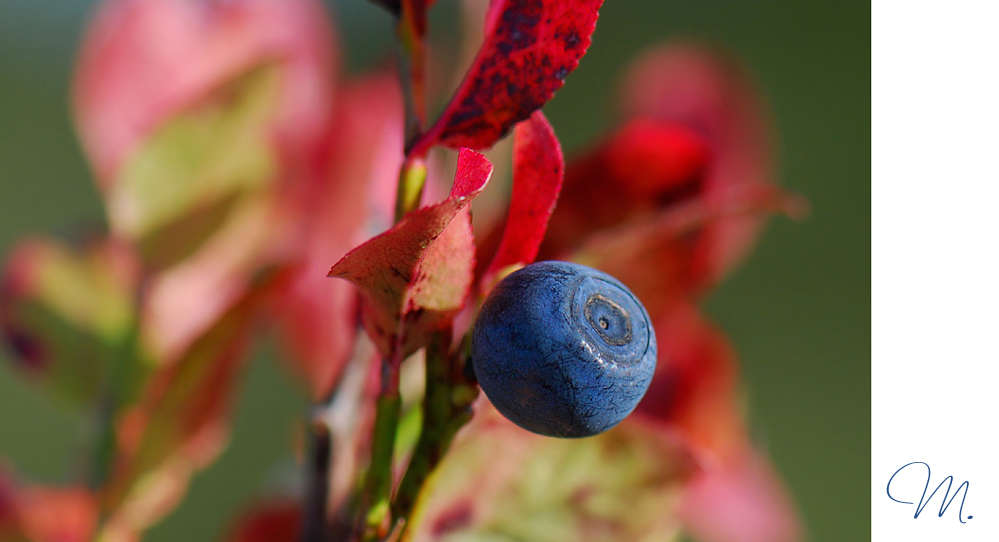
<box><xmin>408</xmin><ymin>0</ymin><xmax>603</xmax><ymax>156</ymax></box>
<box><xmin>634</xmin><ymin>303</ymin><xmax>744</xmax><ymax>458</ymax></box>
<box><xmin>538</xmin><ymin>120</ymin><xmax>710</xmax><ymax>265</ymax></box>
<box><xmin>565</xmin><ymin>183</ymin><xmax>798</xmax><ymax>318</ymax></box>
<box><xmin>16</xmin><ymin>488</ymin><xmax>97</xmax><ymax>542</ymax></box>
<box><xmin>222</xmin><ymin>500</ymin><xmax>301</xmax><ymax>542</ymax></box>
<box><xmin>328</xmin><ymin>149</ymin><xmax>493</xmax><ymax>361</ymax></box>
<box><xmin>633</xmin><ymin>305</ymin><xmax>801</xmax><ymax>542</ymax></box>
<box><xmin>481</xmin><ymin>111</ymin><xmax>564</xmax><ymax>290</ymax></box>
<box><xmin>0</xmin><ymin>472</ymin><xmax>97</xmax><ymax>542</ymax></box>
<box><xmin>599</xmin><ymin>119</ymin><xmax>711</xmax><ymax>200</ymax></box>
<box><xmin>540</xmin><ymin>43</ymin><xmax>802</xmax><ymax>300</ymax></box>
<box><xmin>617</xmin><ymin>42</ymin><xmax>778</xmax><ymax>283</ymax></box>
<box><xmin>73</xmin><ymin>0</ymin><xmax>336</xmax><ymax>187</ymax></box>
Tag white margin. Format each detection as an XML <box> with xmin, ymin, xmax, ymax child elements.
<box><xmin>872</xmin><ymin>1</ymin><xmax>999</xmax><ymax>540</ymax></box>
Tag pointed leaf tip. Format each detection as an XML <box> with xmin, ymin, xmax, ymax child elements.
<box><xmin>329</xmin><ymin>149</ymin><xmax>492</xmax><ymax>360</ymax></box>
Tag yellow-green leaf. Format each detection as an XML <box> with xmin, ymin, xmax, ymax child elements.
<box><xmin>107</xmin><ymin>65</ymin><xmax>281</xmax><ymax>270</ymax></box>
<box><xmin>405</xmin><ymin>402</ymin><xmax>693</xmax><ymax>542</ymax></box>
<box><xmin>0</xmin><ymin>237</ymin><xmax>137</xmax><ymax>405</ymax></box>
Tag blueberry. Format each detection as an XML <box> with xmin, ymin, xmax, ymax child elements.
<box><xmin>471</xmin><ymin>261</ymin><xmax>657</xmax><ymax>438</ymax></box>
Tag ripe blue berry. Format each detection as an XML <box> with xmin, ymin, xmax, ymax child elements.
<box><xmin>471</xmin><ymin>261</ymin><xmax>657</xmax><ymax>438</ymax></box>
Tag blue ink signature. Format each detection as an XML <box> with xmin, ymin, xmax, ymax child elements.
<box><xmin>887</xmin><ymin>462</ymin><xmax>972</xmax><ymax>523</ymax></box>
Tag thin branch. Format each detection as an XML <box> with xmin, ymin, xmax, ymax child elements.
<box><xmin>301</xmin><ymin>418</ymin><xmax>333</xmax><ymax>542</ymax></box>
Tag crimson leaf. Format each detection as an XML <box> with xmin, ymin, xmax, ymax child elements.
<box><xmin>408</xmin><ymin>0</ymin><xmax>602</xmax><ymax>156</ymax></box>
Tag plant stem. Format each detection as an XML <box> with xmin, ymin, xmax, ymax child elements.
<box><xmin>300</xmin><ymin>417</ymin><xmax>332</xmax><ymax>542</ymax></box>
<box><xmin>395</xmin><ymin>0</ymin><xmax>428</xmax><ymax>151</ymax></box>
<box><xmin>355</xmin><ymin>357</ymin><xmax>402</xmax><ymax>541</ymax></box>
<box><xmin>391</xmin><ymin>331</ymin><xmax>477</xmax><ymax>533</ymax></box>
<box><xmin>351</xmin><ymin>1</ymin><xmax>436</xmax><ymax>538</ymax></box>
<box><xmin>394</xmin><ymin>158</ymin><xmax>428</xmax><ymax>223</ymax></box>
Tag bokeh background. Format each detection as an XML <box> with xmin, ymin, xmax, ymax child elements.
<box><xmin>0</xmin><ymin>1</ymin><xmax>870</xmax><ymax>541</ymax></box>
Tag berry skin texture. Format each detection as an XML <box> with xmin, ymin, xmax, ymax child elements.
<box><xmin>472</xmin><ymin>261</ymin><xmax>657</xmax><ymax>438</ymax></box>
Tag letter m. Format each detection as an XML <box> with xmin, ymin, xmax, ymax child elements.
<box><xmin>915</xmin><ymin>475</ymin><xmax>970</xmax><ymax>523</ymax></box>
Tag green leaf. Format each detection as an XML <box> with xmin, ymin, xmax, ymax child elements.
<box><xmin>107</xmin><ymin>65</ymin><xmax>281</xmax><ymax>270</ymax></box>
<box><xmin>0</xmin><ymin>238</ymin><xmax>138</xmax><ymax>405</ymax></box>
<box><xmin>99</xmin><ymin>273</ymin><xmax>276</xmax><ymax>537</ymax></box>
<box><xmin>405</xmin><ymin>404</ymin><xmax>694</xmax><ymax>542</ymax></box>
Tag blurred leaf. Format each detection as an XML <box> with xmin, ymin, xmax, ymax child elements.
<box><xmin>409</xmin><ymin>0</ymin><xmax>603</xmax><ymax>156</ymax></box>
<box><xmin>221</xmin><ymin>500</ymin><xmax>300</xmax><ymax>542</ymax></box>
<box><xmin>328</xmin><ymin>149</ymin><xmax>493</xmax><ymax>362</ymax></box>
<box><xmin>617</xmin><ymin>43</ymin><xmax>777</xmax><ymax>285</ymax></box>
<box><xmin>278</xmin><ymin>73</ymin><xmax>404</xmax><ymax>399</ymax></box>
<box><xmin>539</xmin><ymin>42</ymin><xmax>788</xmax><ymax>302</ymax></box>
<box><xmin>405</xmin><ymin>402</ymin><xmax>693</xmax><ymax>542</ymax></box>
<box><xmin>481</xmin><ymin>111</ymin><xmax>564</xmax><ymax>290</ymax></box>
<box><xmin>627</xmin><ymin>304</ymin><xmax>801</xmax><ymax>542</ymax></box>
<box><xmin>72</xmin><ymin>0</ymin><xmax>337</xmax><ymax>185</ymax></box>
<box><xmin>0</xmin><ymin>471</ymin><xmax>97</xmax><ymax>542</ymax></box>
<box><xmin>100</xmin><ymin>274</ymin><xmax>278</xmax><ymax>536</ymax></box>
<box><xmin>598</xmin><ymin>119</ymin><xmax>710</xmax><ymax>200</ymax></box>
<box><xmin>107</xmin><ymin>65</ymin><xmax>281</xmax><ymax>270</ymax></box>
<box><xmin>633</xmin><ymin>303</ymin><xmax>744</xmax><ymax>459</ymax></box>
<box><xmin>539</xmin><ymin>120</ymin><xmax>705</xmax><ymax>265</ymax></box>
<box><xmin>679</xmin><ymin>449</ymin><xmax>800</xmax><ymax>542</ymax></box>
<box><xmin>0</xmin><ymin>238</ymin><xmax>138</xmax><ymax>406</ymax></box>
<box><xmin>0</xmin><ymin>471</ymin><xmax>24</xmax><ymax>542</ymax></box>
<box><xmin>566</xmin><ymin>184</ymin><xmax>797</xmax><ymax>318</ymax></box>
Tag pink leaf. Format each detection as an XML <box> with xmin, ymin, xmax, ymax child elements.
<box><xmin>328</xmin><ymin>149</ymin><xmax>493</xmax><ymax>361</ymax></box>
<box><xmin>481</xmin><ymin>111</ymin><xmax>564</xmax><ymax>289</ymax></box>
<box><xmin>73</xmin><ymin>0</ymin><xmax>336</xmax><ymax>187</ymax></box>
<box><xmin>628</xmin><ymin>304</ymin><xmax>800</xmax><ymax>542</ymax></box>
<box><xmin>72</xmin><ymin>0</ymin><xmax>340</xmax><ymax>367</ymax></box>
<box><xmin>278</xmin><ymin>73</ymin><xmax>404</xmax><ymax>399</ymax></box>
<box><xmin>679</xmin><ymin>449</ymin><xmax>801</xmax><ymax>542</ymax></box>
<box><xmin>408</xmin><ymin>0</ymin><xmax>603</xmax><ymax>156</ymax></box>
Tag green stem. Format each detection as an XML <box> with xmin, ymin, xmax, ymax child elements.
<box><xmin>353</xmin><ymin>2</ymin><xmax>437</xmax><ymax>539</ymax></box>
<box><xmin>393</xmin><ymin>0</ymin><xmax>430</xmax><ymax>222</ymax></box>
<box><xmin>356</xmin><ymin>358</ymin><xmax>402</xmax><ymax>541</ymax></box>
<box><xmin>391</xmin><ymin>332</ymin><xmax>477</xmax><ymax>532</ymax></box>
<box><xmin>394</xmin><ymin>158</ymin><xmax>428</xmax><ymax>223</ymax></box>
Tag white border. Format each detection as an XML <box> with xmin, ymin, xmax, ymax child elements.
<box><xmin>872</xmin><ymin>2</ymin><xmax>999</xmax><ymax>540</ymax></box>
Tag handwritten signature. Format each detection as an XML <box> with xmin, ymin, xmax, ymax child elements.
<box><xmin>887</xmin><ymin>462</ymin><xmax>972</xmax><ymax>523</ymax></box>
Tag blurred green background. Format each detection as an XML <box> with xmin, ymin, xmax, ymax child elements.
<box><xmin>0</xmin><ymin>1</ymin><xmax>870</xmax><ymax>541</ymax></box>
